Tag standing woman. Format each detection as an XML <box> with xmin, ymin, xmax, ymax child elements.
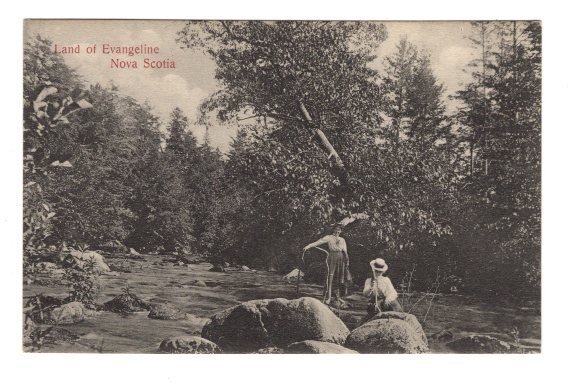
<box><xmin>303</xmin><ymin>224</ymin><xmax>349</xmax><ymax>305</ymax></box>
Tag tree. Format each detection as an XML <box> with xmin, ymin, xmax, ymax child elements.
<box><xmin>45</xmin><ymin>84</ymin><xmax>164</xmax><ymax>247</ymax></box>
<box><xmin>23</xmin><ymin>36</ymin><xmax>92</xmax><ymax>261</ymax></box>
<box><xmin>177</xmin><ymin>22</ymin><xmax>390</xmax><ymax>264</ymax></box>
<box><xmin>453</xmin><ymin>21</ymin><xmax>541</xmax><ymax>296</ymax></box>
<box><xmin>178</xmin><ymin>21</ymin><xmax>387</xmax><ymax>187</ymax></box>
<box><xmin>382</xmin><ymin>37</ymin><xmax>449</xmax><ymax>147</ymax></box>
<box><xmin>178</xmin><ymin>22</ymin><xmax>457</xmax><ymax>274</ymax></box>
<box><xmin>166</xmin><ymin>107</ymin><xmax>191</xmax><ymax>154</ymax></box>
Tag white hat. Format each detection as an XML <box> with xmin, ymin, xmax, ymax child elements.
<box><xmin>370</xmin><ymin>258</ymin><xmax>388</xmax><ymax>273</ymax></box>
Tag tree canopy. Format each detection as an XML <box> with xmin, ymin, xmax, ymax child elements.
<box><xmin>23</xmin><ymin>21</ymin><xmax>541</xmax><ymax>299</ymax></box>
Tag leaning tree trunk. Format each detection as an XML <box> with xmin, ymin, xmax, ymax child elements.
<box><xmin>298</xmin><ymin>101</ymin><xmax>349</xmax><ymax>186</ymax></box>
<box><xmin>297</xmin><ymin>101</ymin><xmax>372</xmax><ymax>230</ymax></box>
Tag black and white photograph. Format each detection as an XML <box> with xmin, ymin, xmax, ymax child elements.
<box><xmin>22</xmin><ymin>19</ymin><xmax>541</xmax><ymax>355</ymax></box>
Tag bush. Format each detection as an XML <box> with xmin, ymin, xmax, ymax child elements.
<box><xmin>63</xmin><ymin>256</ymin><xmax>100</xmax><ymax>306</ymax></box>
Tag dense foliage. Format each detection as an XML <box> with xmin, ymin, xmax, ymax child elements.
<box><xmin>23</xmin><ymin>36</ymin><xmax>227</xmax><ymax>257</ymax></box>
<box><xmin>23</xmin><ymin>21</ymin><xmax>541</xmax><ymax>300</ymax></box>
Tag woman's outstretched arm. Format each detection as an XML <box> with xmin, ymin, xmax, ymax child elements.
<box><xmin>303</xmin><ymin>236</ymin><xmax>329</xmax><ymax>250</ymax></box>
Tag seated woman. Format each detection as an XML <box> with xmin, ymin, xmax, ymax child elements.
<box><xmin>362</xmin><ymin>258</ymin><xmax>403</xmax><ymax>318</ymax></box>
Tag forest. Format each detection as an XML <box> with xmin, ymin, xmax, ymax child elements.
<box><xmin>24</xmin><ymin>20</ymin><xmax>541</xmax><ymax>306</ymax></box>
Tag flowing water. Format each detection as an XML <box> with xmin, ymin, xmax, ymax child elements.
<box><xmin>23</xmin><ymin>254</ymin><xmax>540</xmax><ymax>353</ymax></box>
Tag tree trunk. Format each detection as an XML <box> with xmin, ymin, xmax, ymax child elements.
<box><xmin>298</xmin><ymin>101</ymin><xmax>349</xmax><ymax>185</ymax></box>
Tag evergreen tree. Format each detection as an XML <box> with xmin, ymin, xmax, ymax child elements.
<box><xmin>453</xmin><ymin>21</ymin><xmax>541</xmax><ymax>296</ymax></box>
<box><xmin>166</xmin><ymin>107</ymin><xmax>190</xmax><ymax>154</ymax></box>
<box><xmin>382</xmin><ymin>37</ymin><xmax>449</xmax><ymax>147</ymax></box>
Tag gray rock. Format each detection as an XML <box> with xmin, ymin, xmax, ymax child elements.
<box><xmin>69</xmin><ymin>250</ymin><xmax>110</xmax><ymax>273</ymax></box>
<box><xmin>49</xmin><ymin>302</ymin><xmax>85</xmax><ymax>324</ymax></box>
<box><xmin>109</xmin><ymin>263</ymin><xmax>131</xmax><ymax>273</ymax></box>
<box><xmin>148</xmin><ymin>303</ymin><xmax>188</xmax><ymax>320</ymax></box>
<box><xmin>286</xmin><ymin>340</ymin><xmax>358</xmax><ymax>354</ymax></box>
<box><xmin>103</xmin><ymin>293</ymin><xmax>151</xmax><ymax>313</ymax></box>
<box><xmin>431</xmin><ymin>329</ymin><xmax>454</xmax><ymax>342</ymax></box>
<box><xmin>202</xmin><ymin>297</ymin><xmax>350</xmax><ymax>352</ymax></box>
<box><xmin>190</xmin><ymin>280</ymin><xmax>207</xmax><ymax>287</ymax></box>
<box><xmin>209</xmin><ymin>265</ymin><xmax>225</xmax><ymax>272</ymax></box>
<box><xmin>446</xmin><ymin>335</ymin><xmax>513</xmax><ymax>353</ymax></box>
<box><xmin>241</xmin><ymin>265</ymin><xmax>251</xmax><ymax>271</ymax></box>
<box><xmin>98</xmin><ymin>240</ymin><xmax>128</xmax><ymax>254</ymax></box>
<box><xmin>346</xmin><ymin>312</ymin><xmax>429</xmax><ymax>353</ymax></box>
<box><xmin>158</xmin><ymin>336</ymin><xmax>221</xmax><ymax>354</ymax></box>
<box><xmin>364</xmin><ymin>312</ymin><xmax>428</xmax><ymax>346</ymax></box>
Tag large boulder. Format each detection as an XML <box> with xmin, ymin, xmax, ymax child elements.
<box><xmin>148</xmin><ymin>303</ymin><xmax>188</xmax><ymax>320</ymax></box>
<box><xmin>49</xmin><ymin>302</ymin><xmax>85</xmax><ymax>324</ymax></box>
<box><xmin>103</xmin><ymin>293</ymin><xmax>151</xmax><ymax>313</ymax></box>
<box><xmin>346</xmin><ymin>311</ymin><xmax>429</xmax><ymax>353</ymax></box>
<box><xmin>286</xmin><ymin>340</ymin><xmax>358</xmax><ymax>354</ymax></box>
<box><xmin>201</xmin><ymin>297</ymin><xmax>350</xmax><ymax>352</ymax></box>
<box><xmin>446</xmin><ymin>335</ymin><xmax>513</xmax><ymax>353</ymax></box>
<box><xmin>69</xmin><ymin>250</ymin><xmax>110</xmax><ymax>273</ymax></box>
<box><xmin>364</xmin><ymin>312</ymin><xmax>428</xmax><ymax>346</ymax></box>
<box><xmin>158</xmin><ymin>336</ymin><xmax>221</xmax><ymax>354</ymax></box>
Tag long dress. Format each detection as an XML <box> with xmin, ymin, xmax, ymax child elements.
<box><xmin>327</xmin><ymin>250</ymin><xmax>347</xmax><ymax>284</ymax></box>
<box><xmin>306</xmin><ymin>235</ymin><xmax>348</xmax><ymax>284</ymax></box>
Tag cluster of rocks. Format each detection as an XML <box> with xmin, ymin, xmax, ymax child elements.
<box><xmin>27</xmin><ymin>248</ymin><xmax>526</xmax><ymax>354</ymax></box>
<box><xmin>158</xmin><ymin>297</ymin><xmax>430</xmax><ymax>354</ymax></box>
<box><xmin>156</xmin><ymin>297</ymin><xmax>528</xmax><ymax>354</ymax></box>
<box><xmin>24</xmin><ymin>290</ymin><xmax>202</xmax><ymax>350</ymax></box>
<box><xmin>24</xmin><ymin>292</ymin><xmax>527</xmax><ymax>353</ymax></box>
